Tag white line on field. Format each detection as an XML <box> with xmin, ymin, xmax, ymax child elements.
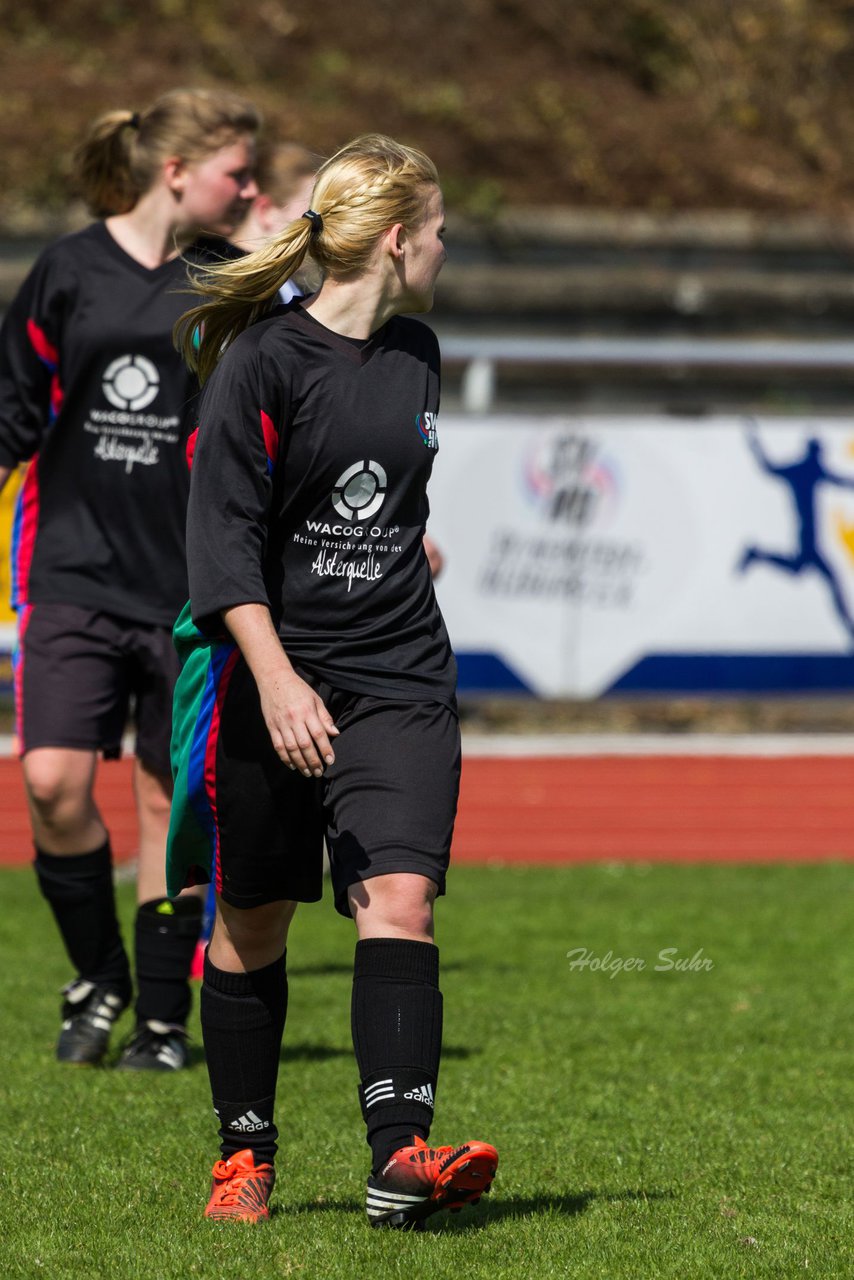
<box><xmin>460</xmin><ymin>733</ymin><xmax>854</xmax><ymax>757</ymax></box>
<box><xmin>2</xmin><ymin>733</ymin><xmax>853</xmax><ymax>759</ymax></box>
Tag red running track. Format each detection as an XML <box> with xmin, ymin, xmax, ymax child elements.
<box><xmin>1</xmin><ymin>754</ymin><xmax>852</xmax><ymax>865</ymax></box>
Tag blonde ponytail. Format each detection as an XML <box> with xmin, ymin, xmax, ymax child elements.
<box><xmin>175</xmin><ymin>217</ymin><xmax>316</xmax><ymax>382</ymax></box>
<box><xmin>178</xmin><ymin>133</ymin><xmax>439</xmax><ymax>382</ymax></box>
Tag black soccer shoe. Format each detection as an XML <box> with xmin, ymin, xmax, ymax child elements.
<box><xmin>56</xmin><ymin>979</ymin><xmax>129</xmax><ymax>1065</ymax></box>
<box><xmin>116</xmin><ymin>1021</ymin><xmax>189</xmax><ymax>1072</ymax></box>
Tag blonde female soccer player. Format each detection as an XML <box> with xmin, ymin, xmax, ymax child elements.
<box><xmin>170</xmin><ymin>133</ymin><xmax>497</xmax><ymax>1228</ymax></box>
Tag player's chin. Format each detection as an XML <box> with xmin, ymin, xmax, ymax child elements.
<box><xmin>214</xmin><ymin>202</ymin><xmax>252</xmax><ymax>237</ymax></box>
<box><xmin>404</xmin><ymin>287</ymin><xmax>436</xmax><ymax>315</ymax></box>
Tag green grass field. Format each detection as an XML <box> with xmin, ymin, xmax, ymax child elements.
<box><xmin>1</xmin><ymin>861</ymin><xmax>852</xmax><ymax>1279</ymax></box>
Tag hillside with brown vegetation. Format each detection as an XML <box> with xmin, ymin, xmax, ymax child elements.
<box><xmin>3</xmin><ymin>0</ymin><xmax>854</xmax><ymax>227</ymax></box>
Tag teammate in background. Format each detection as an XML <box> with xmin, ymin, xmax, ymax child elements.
<box><xmin>170</xmin><ymin>133</ymin><xmax>497</xmax><ymax>1227</ymax></box>
<box><xmin>0</xmin><ymin>88</ymin><xmax>260</xmax><ymax>1071</ymax></box>
<box><xmin>229</xmin><ymin>139</ymin><xmax>322</xmax><ymax>301</ymax></box>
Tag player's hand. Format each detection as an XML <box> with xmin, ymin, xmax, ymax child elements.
<box><xmin>257</xmin><ymin>670</ymin><xmax>339</xmax><ymax>777</ymax></box>
<box><xmin>423</xmin><ymin>533</ymin><xmax>445</xmax><ymax>580</ymax></box>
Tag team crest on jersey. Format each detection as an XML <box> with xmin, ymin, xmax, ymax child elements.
<box><xmin>102</xmin><ymin>354</ymin><xmax>160</xmax><ymax>411</ymax></box>
<box><xmin>332</xmin><ymin>459</ymin><xmax>388</xmax><ymax>521</ymax></box>
<box><xmin>417</xmin><ymin>412</ymin><xmax>439</xmax><ymax>450</ymax></box>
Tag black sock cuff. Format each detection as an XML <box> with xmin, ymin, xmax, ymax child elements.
<box><xmin>354</xmin><ymin>938</ymin><xmax>438</xmax><ymax>987</ymax></box>
<box><xmin>139</xmin><ymin>895</ymin><xmax>203</xmax><ymax>918</ymax></box>
<box><xmin>203</xmin><ymin>949</ymin><xmax>287</xmax><ymax>999</ymax></box>
<box><xmin>34</xmin><ymin>841</ymin><xmax>112</xmax><ymax>878</ymax></box>
<box><xmin>137</xmin><ymin>896</ymin><xmax>204</xmax><ymax>938</ymax></box>
<box><xmin>214</xmin><ymin>1096</ymin><xmax>279</xmax><ymax>1162</ymax></box>
<box><xmin>359</xmin><ymin>1065</ymin><xmax>437</xmax><ymax>1124</ymax></box>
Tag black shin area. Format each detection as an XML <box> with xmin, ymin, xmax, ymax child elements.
<box><xmin>133</xmin><ymin>896</ymin><xmax>203</xmax><ymax>1028</ymax></box>
<box><xmin>351</xmin><ymin>938</ymin><xmax>443</xmax><ymax>1175</ymax></box>
<box><xmin>33</xmin><ymin>842</ymin><xmax>131</xmax><ymax>1000</ymax></box>
<box><xmin>201</xmin><ymin>950</ymin><xmax>288</xmax><ymax>1163</ymax></box>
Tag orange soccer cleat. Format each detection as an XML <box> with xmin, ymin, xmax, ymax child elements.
<box><xmin>204</xmin><ymin>1149</ymin><xmax>276</xmax><ymax>1222</ymax></box>
<box><xmin>366</xmin><ymin>1135</ymin><xmax>498</xmax><ymax>1229</ymax></box>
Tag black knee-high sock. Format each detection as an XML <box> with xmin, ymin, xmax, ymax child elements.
<box><xmin>33</xmin><ymin>842</ymin><xmax>132</xmax><ymax>1002</ymax></box>
<box><xmin>351</xmin><ymin>938</ymin><xmax>443</xmax><ymax>1175</ymax></box>
<box><xmin>201</xmin><ymin>950</ymin><xmax>287</xmax><ymax>1163</ymax></box>
<box><xmin>134</xmin><ymin>897</ymin><xmax>203</xmax><ymax>1029</ymax></box>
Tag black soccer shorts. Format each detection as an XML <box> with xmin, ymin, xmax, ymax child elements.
<box><xmin>15</xmin><ymin>602</ymin><xmax>179</xmax><ymax>776</ymax></box>
<box><xmin>194</xmin><ymin>656</ymin><xmax>461</xmax><ymax>917</ymax></box>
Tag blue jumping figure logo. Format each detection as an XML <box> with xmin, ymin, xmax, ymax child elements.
<box><xmin>739</xmin><ymin>422</ymin><xmax>854</xmax><ymax>639</ymax></box>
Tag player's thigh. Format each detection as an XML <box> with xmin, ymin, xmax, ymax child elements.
<box><xmin>322</xmin><ymin>693</ymin><xmax>461</xmax><ymax>918</ymax></box>
<box><xmin>212</xmin><ymin>657</ymin><xmax>326</xmax><ymax>910</ymax></box>
<box><xmin>127</xmin><ymin>622</ymin><xmax>180</xmax><ymax>778</ymax></box>
<box><xmin>16</xmin><ymin>604</ymin><xmax>129</xmax><ymax>757</ymax></box>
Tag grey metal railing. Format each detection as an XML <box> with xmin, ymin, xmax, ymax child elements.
<box><xmin>439</xmin><ymin>337</ymin><xmax>854</xmax><ymax>412</ymax></box>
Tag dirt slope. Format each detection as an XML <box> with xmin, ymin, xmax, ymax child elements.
<box><xmin>1</xmin><ymin>1</ymin><xmax>854</xmax><ymax>226</ymax></box>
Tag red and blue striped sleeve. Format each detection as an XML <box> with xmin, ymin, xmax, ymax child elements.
<box><xmin>0</xmin><ymin>249</ymin><xmax>69</xmax><ymax>468</ymax></box>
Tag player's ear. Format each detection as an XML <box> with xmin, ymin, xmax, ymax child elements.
<box><xmin>164</xmin><ymin>156</ymin><xmax>187</xmax><ymax>195</ymax></box>
<box><xmin>383</xmin><ymin>223</ymin><xmax>406</xmax><ymax>260</ymax></box>
<box><xmin>253</xmin><ymin>194</ymin><xmax>275</xmax><ymax>229</ymax></box>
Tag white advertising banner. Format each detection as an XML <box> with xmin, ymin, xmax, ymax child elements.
<box><xmin>5</xmin><ymin>414</ymin><xmax>854</xmax><ymax>698</ymax></box>
<box><xmin>428</xmin><ymin>414</ymin><xmax>854</xmax><ymax>696</ymax></box>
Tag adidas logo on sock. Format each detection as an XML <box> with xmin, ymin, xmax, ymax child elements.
<box><xmin>403</xmin><ymin>1083</ymin><xmax>435</xmax><ymax>1108</ymax></box>
<box><xmin>364</xmin><ymin>1079</ymin><xmax>395</xmax><ymax>1109</ymax></box>
<box><xmin>228</xmin><ymin>1110</ymin><xmax>269</xmax><ymax>1133</ymax></box>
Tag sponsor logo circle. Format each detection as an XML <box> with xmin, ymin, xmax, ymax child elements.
<box><xmin>102</xmin><ymin>354</ymin><xmax>160</xmax><ymax>411</ymax></box>
<box><xmin>332</xmin><ymin>459</ymin><xmax>388</xmax><ymax>521</ymax></box>
<box><xmin>524</xmin><ymin>432</ymin><xmax>619</xmax><ymax>528</ymax></box>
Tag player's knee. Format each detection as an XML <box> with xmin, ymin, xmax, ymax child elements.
<box><xmin>396</xmin><ymin>903</ymin><xmax>434</xmax><ymax>940</ymax></box>
<box><xmin>22</xmin><ymin>757</ymin><xmax>91</xmax><ymax>830</ymax></box>
<box><xmin>350</xmin><ymin>873</ymin><xmax>437</xmax><ymax>940</ymax></box>
<box><xmin>135</xmin><ymin>756</ymin><xmax>172</xmax><ymax>795</ymax></box>
<box><xmin>135</xmin><ymin>770</ymin><xmax>172</xmax><ymax>824</ymax></box>
<box><xmin>214</xmin><ymin>899</ymin><xmax>296</xmax><ymax>967</ymax></box>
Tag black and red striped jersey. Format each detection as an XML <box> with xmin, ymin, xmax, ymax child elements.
<box><xmin>0</xmin><ymin>222</ymin><xmax>233</xmax><ymax>625</ymax></box>
<box><xmin>186</xmin><ymin>301</ymin><xmax>456</xmax><ymax>705</ymax></box>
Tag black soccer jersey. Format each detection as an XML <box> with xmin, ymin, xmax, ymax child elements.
<box><xmin>0</xmin><ymin>223</ymin><xmax>232</xmax><ymax>625</ymax></box>
<box><xmin>186</xmin><ymin>302</ymin><xmax>456</xmax><ymax>705</ymax></box>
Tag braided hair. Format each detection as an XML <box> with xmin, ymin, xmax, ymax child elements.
<box><xmin>176</xmin><ymin>133</ymin><xmax>439</xmax><ymax>382</ymax></box>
